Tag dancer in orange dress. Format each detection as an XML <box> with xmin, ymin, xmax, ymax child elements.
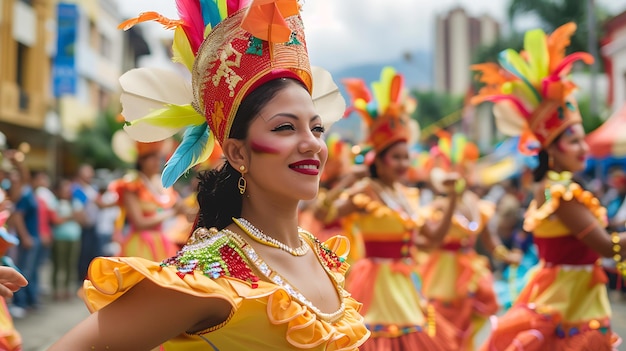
<box><xmin>319</xmin><ymin>67</ymin><xmax>461</xmax><ymax>351</ymax></box>
<box><xmin>420</xmin><ymin>132</ymin><xmax>521</xmax><ymax>351</ymax></box>
<box><xmin>472</xmin><ymin>22</ymin><xmax>624</xmax><ymax>350</ymax></box>
<box><xmin>110</xmin><ymin>135</ymin><xmax>183</xmax><ymax>261</ymax></box>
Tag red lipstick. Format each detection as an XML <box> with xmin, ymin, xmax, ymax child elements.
<box><xmin>289</xmin><ymin>159</ymin><xmax>320</xmax><ymax>175</ymax></box>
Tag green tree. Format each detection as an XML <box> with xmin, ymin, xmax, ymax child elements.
<box><xmin>411</xmin><ymin>90</ymin><xmax>464</xmax><ymax>137</ymax></box>
<box><xmin>577</xmin><ymin>94</ymin><xmax>605</xmax><ymax>134</ymax></box>
<box><xmin>72</xmin><ymin>109</ymin><xmax>128</xmax><ymax>170</ymax></box>
<box><xmin>507</xmin><ymin>0</ymin><xmax>613</xmax><ymax>58</ymax></box>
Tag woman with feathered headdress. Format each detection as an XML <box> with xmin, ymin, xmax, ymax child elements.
<box><xmin>319</xmin><ymin>66</ymin><xmax>461</xmax><ymax>351</ymax></box>
<box><xmin>50</xmin><ymin>0</ymin><xmax>369</xmax><ymax>349</ymax></box>
<box><xmin>472</xmin><ymin>22</ymin><xmax>623</xmax><ymax>350</ymax></box>
<box><xmin>109</xmin><ymin>132</ymin><xmax>185</xmax><ymax>261</ymax></box>
<box><xmin>419</xmin><ymin>131</ymin><xmax>521</xmax><ymax>351</ymax></box>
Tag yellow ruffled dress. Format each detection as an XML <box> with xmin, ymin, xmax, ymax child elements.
<box><xmin>83</xmin><ymin>227</ymin><xmax>370</xmax><ymax>350</ymax></box>
<box><xmin>342</xmin><ymin>179</ymin><xmax>459</xmax><ymax>351</ymax></box>
<box><xmin>420</xmin><ymin>200</ymin><xmax>498</xmax><ymax>350</ymax></box>
<box><xmin>480</xmin><ymin>175</ymin><xmax>621</xmax><ymax>351</ymax></box>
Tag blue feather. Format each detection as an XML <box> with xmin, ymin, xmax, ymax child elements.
<box><xmin>162</xmin><ymin>123</ymin><xmax>211</xmax><ymax>188</ymax></box>
<box><xmin>199</xmin><ymin>0</ymin><xmax>222</xmax><ymax>28</ymax></box>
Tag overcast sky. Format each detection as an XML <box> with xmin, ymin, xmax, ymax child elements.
<box><xmin>115</xmin><ymin>0</ymin><xmax>626</xmax><ymax>71</ymax></box>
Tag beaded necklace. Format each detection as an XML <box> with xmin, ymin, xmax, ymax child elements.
<box><xmin>233</xmin><ymin>217</ymin><xmax>310</xmax><ymax>256</ymax></box>
<box><xmin>225</xmin><ymin>229</ymin><xmax>347</xmax><ymax>323</ymax></box>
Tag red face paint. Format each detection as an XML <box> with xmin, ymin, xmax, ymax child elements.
<box><xmin>250</xmin><ymin>140</ymin><xmax>280</xmax><ymax>154</ymax></box>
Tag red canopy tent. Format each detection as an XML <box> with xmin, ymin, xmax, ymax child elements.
<box><xmin>586</xmin><ymin>103</ymin><xmax>626</xmax><ymax>158</ymax></box>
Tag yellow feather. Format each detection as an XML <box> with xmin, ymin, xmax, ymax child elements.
<box><xmin>194</xmin><ymin>131</ymin><xmax>216</xmax><ymax>168</ymax></box>
<box><xmin>172</xmin><ymin>27</ymin><xmax>195</xmax><ymax>72</ymax></box>
<box><xmin>372</xmin><ymin>67</ymin><xmax>395</xmax><ymax>113</ymax></box>
<box><xmin>128</xmin><ymin>104</ymin><xmax>205</xmax><ymax>129</ymax></box>
<box><xmin>524</xmin><ymin>29</ymin><xmax>549</xmax><ymax>84</ymax></box>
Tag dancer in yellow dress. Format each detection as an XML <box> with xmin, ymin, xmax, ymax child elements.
<box><xmin>420</xmin><ymin>132</ymin><xmax>521</xmax><ymax>351</ymax></box>
<box><xmin>472</xmin><ymin>22</ymin><xmax>624</xmax><ymax>350</ymax></box>
<box><xmin>50</xmin><ymin>1</ymin><xmax>369</xmax><ymax>349</ymax></box>
<box><xmin>319</xmin><ymin>67</ymin><xmax>460</xmax><ymax>351</ymax></box>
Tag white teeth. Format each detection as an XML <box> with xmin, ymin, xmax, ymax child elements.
<box><xmin>293</xmin><ymin>165</ymin><xmax>317</xmax><ymax>169</ymax></box>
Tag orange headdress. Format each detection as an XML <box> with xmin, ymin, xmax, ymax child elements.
<box><xmin>111</xmin><ymin>130</ymin><xmax>175</xmax><ymax>164</ymax></box>
<box><xmin>343</xmin><ymin>67</ymin><xmax>417</xmax><ymax>153</ymax></box>
<box><xmin>471</xmin><ymin>22</ymin><xmax>593</xmax><ymax>154</ymax></box>
<box><xmin>428</xmin><ymin>131</ymin><xmax>479</xmax><ymax>192</ymax></box>
<box><xmin>117</xmin><ymin>0</ymin><xmax>344</xmax><ymax>187</ymax></box>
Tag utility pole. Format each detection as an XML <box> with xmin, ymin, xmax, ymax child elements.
<box><xmin>587</xmin><ymin>0</ymin><xmax>599</xmax><ymax>116</ymax></box>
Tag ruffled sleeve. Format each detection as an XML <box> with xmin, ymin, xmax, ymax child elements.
<box><xmin>83</xmin><ymin>256</ymin><xmax>238</xmax><ymax>313</ymax></box>
<box><xmin>82</xmin><ymin>228</ymin><xmax>370</xmax><ymax>350</ymax></box>
<box><xmin>524</xmin><ymin>176</ymin><xmax>607</xmax><ymax>232</ymax></box>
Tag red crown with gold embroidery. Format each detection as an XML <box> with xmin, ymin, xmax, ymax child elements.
<box><xmin>192</xmin><ymin>1</ymin><xmax>312</xmax><ymax>144</ymax></box>
<box><xmin>471</xmin><ymin>22</ymin><xmax>593</xmax><ymax>154</ymax></box>
<box><xmin>343</xmin><ymin>67</ymin><xmax>416</xmax><ymax>153</ymax></box>
<box><xmin>117</xmin><ymin>0</ymin><xmax>314</xmax><ymax>187</ymax></box>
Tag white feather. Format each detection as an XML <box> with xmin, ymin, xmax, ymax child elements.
<box><xmin>493</xmin><ymin>102</ymin><xmax>527</xmax><ymax>137</ymax></box>
<box><xmin>119</xmin><ymin>68</ymin><xmax>195</xmax><ymax>142</ymax></box>
<box><xmin>311</xmin><ymin>66</ymin><xmax>346</xmax><ymax>127</ymax></box>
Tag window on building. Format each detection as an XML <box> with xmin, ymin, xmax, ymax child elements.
<box><xmin>16</xmin><ymin>43</ymin><xmax>31</xmax><ymax>111</ymax></box>
<box><xmin>100</xmin><ymin>33</ymin><xmax>112</xmax><ymax>60</ymax></box>
<box><xmin>89</xmin><ymin>20</ymin><xmax>99</xmax><ymax>52</ymax></box>
<box><xmin>99</xmin><ymin>88</ymin><xmax>109</xmax><ymax>111</ymax></box>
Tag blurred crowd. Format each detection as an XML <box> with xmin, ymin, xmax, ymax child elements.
<box><xmin>0</xmin><ymin>147</ymin><xmax>197</xmax><ymax>320</ymax></box>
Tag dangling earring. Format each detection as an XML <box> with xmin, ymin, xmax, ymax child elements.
<box><xmin>548</xmin><ymin>154</ymin><xmax>554</xmax><ymax>169</ymax></box>
<box><xmin>238</xmin><ymin>165</ymin><xmax>247</xmax><ymax>195</ymax></box>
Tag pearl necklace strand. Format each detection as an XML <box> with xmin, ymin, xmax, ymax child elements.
<box><xmin>224</xmin><ymin>229</ymin><xmax>346</xmax><ymax>322</ymax></box>
<box><xmin>233</xmin><ymin>217</ymin><xmax>310</xmax><ymax>257</ymax></box>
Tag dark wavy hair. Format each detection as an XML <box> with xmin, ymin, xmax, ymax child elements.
<box><xmin>195</xmin><ymin>78</ymin><xmax>306</xmax><ymax>230</ymax></box>
<box><xmin>368</xmin><ymin>141</ymin><xmax>406</xmax><ymax>179</ymax></box>
<box><xmin>532</xmin><ymin>133</ymin><xmax>565</xmax><ymax>183</ymax></box>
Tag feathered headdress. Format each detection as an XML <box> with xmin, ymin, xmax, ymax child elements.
<box><xmin>117</xmin><ymin>0</ymin><xmax>344</xmax><ymax>187</ymax></box>
<box><xmin>471</xmin><ymin>22</ymin><xmax>593</xmax><ymax>154</ymax></box>
<box><xmin>343</xmin><ymin>66</ymin><xmax>417</xmax><ymax>153</ymax></box>
<box><xmin>111</xmin><ymin>130</ymin><xmax>176</xmax><ymax>165</ymax></box>
<box><xmin>430</xmin><ymin>130</ymin><xmax>479</xmax><ymax>170</ymax></box>
<box><xmin>428</xmin><ymin>130</ymin><xmax>479</xmax><ymax>193</ymax></box>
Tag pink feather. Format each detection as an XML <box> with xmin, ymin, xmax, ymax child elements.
<box><xmin>228</xmin><ymin>0</ymin><xmax>248</xmax><ymax>16</ymax></box>
<box><xmin>551</xmin><ymin>52</ymin><xmax>594</xmax><ymax>78</ymax></box>
<box><xmin>176</xmin><ymin>0</ymin><xmax>206</xmax><ymax>53</ymax></box>
<box><xmin>483</xmin><ymin>95</ymin><xmax>532</xmax><ymax>119</ymax></box>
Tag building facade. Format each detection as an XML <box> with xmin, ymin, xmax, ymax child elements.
<box><xmin>0</xmin><ymin>0</ymin><xmax>56</xmax><ymax>169</ymax></box>
<box><xmin>0</xmin><ymin>0</ymin><xmax>140</xmax><ymax>175</ymax></box>
<box><xmin>602</xmin><ymin>10</ymin><xmax>626</xmax><ymax>114</ymax></box>
<box><xmin>433</xmin><ymin>7</ymin><xmax>499</xmax><ymax>96</ymax></box>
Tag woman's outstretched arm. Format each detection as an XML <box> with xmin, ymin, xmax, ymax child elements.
<box><xmin>49</xmin><ymin>278</ymin><xmax>233</xmax><ymax>351</ymax></box>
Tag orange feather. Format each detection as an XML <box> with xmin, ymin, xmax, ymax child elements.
<box><xmin>241</xmin><ymin>0</ymin><xmax>299</xmax><ymax>43</ymax></box>
<box><xmin>389</xmin><ymin>74</ymin><xmax>403</xmax><ymax>104</ymax></box>
<box><xmin>547</xmin><ymin>22</ymin><xmax>577</xmax><ymax>73</ymax></box>
<box><xmin>118</xmin><ymin>12</ymin><xmax>183</xmax><ymax>31</ymax></box>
